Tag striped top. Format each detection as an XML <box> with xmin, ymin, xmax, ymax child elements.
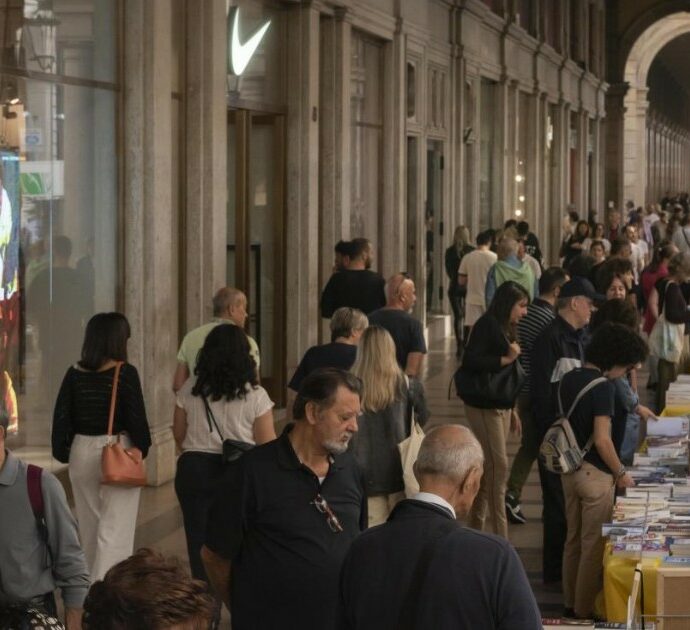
<box><xmin>517</xmin><ymin>298</ymin><xmax>556</xmax><ymax>389</ymax></box>
<box><xmin>52</xmin><ymin>363</ymin><xmax>151</xmax><ymax>456</ymax></box>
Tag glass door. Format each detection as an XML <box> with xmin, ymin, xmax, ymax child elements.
<box><xmin>227</xmin><ymin>109</ymin><xmax>286</xmax><ymax>404</ymax></box>
<box><xmin>426</xmin><ymin>140</ymin><xmax>444</xmax><ymax>314</ymax></box>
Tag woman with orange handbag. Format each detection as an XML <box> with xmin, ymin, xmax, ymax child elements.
<box><xmin>51</xmin><ymin>312</ymin><xmax>150</xmax><ymax>581</ymax></box>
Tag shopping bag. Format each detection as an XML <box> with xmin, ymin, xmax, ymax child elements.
<box><xmin>398</xmin><ymin>421</ymin><xmax>425</xmax><ymax>498</ymax></box>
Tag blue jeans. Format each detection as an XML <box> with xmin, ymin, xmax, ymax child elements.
<box><xmin>620</xmin><ymin>413</ymin><xmax>640</xmax><ymax>466</ymax></box>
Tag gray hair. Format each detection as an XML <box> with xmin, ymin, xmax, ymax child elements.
<box><xmin>330</xmin><ymin>307</ymin><xmax>368</xmax><ymax>341</ymax></box>
<box><xmin>212</xmin><ymin>287</ymin><xmax>245</xmax><ymax>316</ymax></box>
<box><xmin>415</xmin><ymin>425</ymin><xmax>484</xmax><ymax>482</ymax></box>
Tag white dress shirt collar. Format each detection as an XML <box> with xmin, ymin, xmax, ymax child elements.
<box><xmin>411</xmin><ymin>491</ymin><xmax>456</xmax><ymax>519</ymax></box>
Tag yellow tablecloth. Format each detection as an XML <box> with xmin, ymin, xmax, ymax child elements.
<box><xmin>601</xmin><ymin>405</ymin><xmax>689</xmax><ymax>621</ymax></box>
<box><xmin>661</xmin><ymin>404</ymin><xmax>690</xmax><ymax>417</ymax></box>
<box><xmin>600</xmin><ymin>543</ymin><xmax>660</xmax><ymax>622</ymax></box>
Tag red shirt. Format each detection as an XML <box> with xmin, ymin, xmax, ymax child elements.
<box><xmin>642</xmin><ymin>264</ymin><xmax>669</xmax><ymax>333</ymax></box>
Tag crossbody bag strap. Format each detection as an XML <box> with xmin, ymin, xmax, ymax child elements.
<box><xmin>202</xmin><ymin>396</ymin><xmax>225</xmax><ymax>441</ymax></box>
<box><xmin>398</xmin><ymin>520</ymin><xmax>458</xmax><ymax>630</ymax></box>
<box><xmin>27</xmin><ymin>464</ymin><xmax>52</xmax><ymax>567</ymax></box>
<box><xmin>564</xmin><ymin>376</ymin><xmax>607</xmax><ymax>455</ymax></box>
<box><xmin>565</xmin><ymin>376</ymin><xmax>608</xmax><ymax>419</ymax></box>
<box><xmin>106</xmin><ymin>362</ymin><xmax>123</xmax><ymax>437</ymax></box>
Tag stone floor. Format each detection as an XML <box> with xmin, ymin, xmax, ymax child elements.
<box><xmin>131</xmin><ymin>334</ymin><xmax>563</xmax><ymax>627</ymax></box>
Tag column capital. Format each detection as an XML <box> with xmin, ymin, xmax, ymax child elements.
<box><xmin>333</xmin><ymin>6</ymin><xmax>352</xmax><ymax>23</ymax></box>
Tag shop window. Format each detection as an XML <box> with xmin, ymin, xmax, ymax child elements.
<box><xmin>439</xmin><ymin>71</ymin><xmax>446</xmax><ymax>129</ymax></box>
<box><xmin>479</xmin><ymin>79</ymin><xmax>499</xmax><ymax>232</ymax></box>
<box><xmin>544</xmin><ymin>0</ymin><xmax>560</xmax><ymax>52</ymax></box>
<box><xmin>350</xmin><ymin>31</ymin><xmax>383</xmax><ymax>260</ymax></box>
<box><xmin>514</xmin><ymin>92</ymin><xmax>529</xmax><ymax>221</ymax></box>
<box><xmin>406</xmin><ymin>61</ymin><xmax>416</xmax><ymax>120</ymax></box>
<box><xmin>481</xmin><ymin>0</ymin><xmax>502</xmax><ymax>16</ymax></box>
<box><xmin>588</xmin><ymin>5</ymin><xmax>598</xmax><ymax>75</ymax></box>
<box><xmin>429</xmin><ymin>68</ymin><xmax>437</xmax><ymax>128</ymax></box>
<box><xmin>0</xmin><ymin>0</ymin><xmax>118</xmax><ymax>467</ymax></box>
<box><xmin>569</xmin><ymin>0</ymin><xmax>581</xmax><ymax>63</ymax></box>
<box><xmin>517</xmin><ymin>0</ymin><xmax>535</xmax><ymax>36</ymax></box>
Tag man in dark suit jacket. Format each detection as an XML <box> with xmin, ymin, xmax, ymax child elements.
<box><xmin>338</xmin><ymin>425</ymin><xmax>541</xmax><ymax>630</ymax></box>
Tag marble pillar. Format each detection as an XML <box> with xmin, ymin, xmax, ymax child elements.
<box><xmin>285</xmin><ymin>3</ymin><xmax>320</xmax><ymax>374</ymax></box>
<box><xmin>184</xmin><ymin>0</ymin><xmax>228</xmax><ymax>329</ymax></box>
<box><xmin>604</xmin><ymin>83</ymin><xmax>627</xmax><ymax>209</ymax></box>
<box><xmin>122</xmin><ymin>0</ymin><xmax>176</xmax><ymax>485</ymax></box>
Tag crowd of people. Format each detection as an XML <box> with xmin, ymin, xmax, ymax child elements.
<box><xmin>3</xmin><ymin>194</ymin><xmax>690</xmax><ymax>628</ymax></box>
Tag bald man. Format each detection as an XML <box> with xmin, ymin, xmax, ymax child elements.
<box><xmin>367</xmin><ymin>274</ymin><xmax>427</xmax><ymax>376</ymax></box>
<box><xmin>172</xmin><ymin>287</ymin><xmax>260</xmax><ymax>392</ymax></box>
<box><xmin>338</xmin><ymin>425</ymin><xmax>540</xmax><ymax>630</ymax></box>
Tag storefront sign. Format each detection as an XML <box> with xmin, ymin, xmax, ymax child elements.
<box><xmin>228</xmin><ymin>7</ymin><xmax>270</xmax><ymax>76</ymax></box>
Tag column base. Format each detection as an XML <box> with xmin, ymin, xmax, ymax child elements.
<box><xmin>145</xmin><ymin>424</ymin><xmax>176</xmax><ymax>486</ymax></box>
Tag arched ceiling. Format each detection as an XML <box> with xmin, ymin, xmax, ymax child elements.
<box><xmin>624</xmin><ymin>12</ymin><xmax>690</xmax><ymax>89</ymax></box>
<box><xmin>650</xmin><ymin>32</ymin><xmax>690</xmax><ymax>95</ymax></box>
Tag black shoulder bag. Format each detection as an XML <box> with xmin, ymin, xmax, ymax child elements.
<box><xmin>452</xmin><ymin>330</ymin><xmax>526</xmax><ymax>409</ymax></box>
<box><xmin>202</xmin><ymin>396</ymin><xmax>254</xmax><ymax>464</ymax></box>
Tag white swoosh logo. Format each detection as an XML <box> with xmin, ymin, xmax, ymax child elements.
<box><xmin>229</xmin><ymin>7</ymin><xmax>271</xmax><ymax>76</ymax></box>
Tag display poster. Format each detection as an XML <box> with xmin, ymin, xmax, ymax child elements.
<box><xmin>0</xmin><ymin>150</ymin><xmax>21</xmax><ymax>435</ymax></box>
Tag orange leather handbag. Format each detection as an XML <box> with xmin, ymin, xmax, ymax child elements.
<box><xmin>101</xmin><ymin>362</ymin><xmax>147</xmax><ymax>487</ymax></box>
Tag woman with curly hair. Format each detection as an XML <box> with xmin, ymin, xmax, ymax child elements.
<box><xmin>173</xmin><ymin>324</ymin><xmax>275</xmax><ymax>587</ymax></box>
<box><xmin>82</xmin><ymin>548</ymin><xmax>215</xmax><ymax>630</ymax></box>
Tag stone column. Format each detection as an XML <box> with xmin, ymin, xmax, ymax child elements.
<box><xmin>604</xmin><ymin>82</ymin><xmax>627</xmax><ymax>209</ymax></box>
<box><xmin>590</xmin><ymin>117</ymin><xmax>604</xmax><ymax>216</ymax></box>
<box><xmin>122</xmin><ymin>0</ymin><xmax>176</xmax><ymax>485</ymax></box>
<box><xmin>318</xmin><ymin>8</ymin><xmax>351</xmax><ymax>342</ymax></box>
<box><xmin>184</xmin><ymin>0</ymin><xmax>227</xmax><ymax>329</ymax></box>
<box><xmin>575</xmin><ymin>109</ymin><xmax>588</xmax><ymax>219</ymax></box>
<box><xmin>498</xmin><ymin>78</ymin><xmax>516</xmax><ymax>223</ymax></box>
<box><xmin>449</xmin><ymin>7</ymin><xmax>463</xmax><ymax>230</ymax></box>
<box><xmin>285</xmin><ymin>3</ymin><xmax>320</xmax><ymax>374</ymax></box>
<box><xmin>380</xmin><ymin>22</ymin><xmax>407</xmax><ymax>279</ymax></box>
<box><xmin>548</xmin><ymin>100</ymin><xmax>568</xmax><ymax>263</ymax></box>
<box><xmin>623</xmin><ymin>86</ymin><xmax>648</xmax><ymax>207</ymax></box>
<box><xmin>524</xmin><ymin>91</ymin><xmax>541</xmax><ymax>231</ymax></box>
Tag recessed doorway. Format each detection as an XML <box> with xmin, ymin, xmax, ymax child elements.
<box><xmin>227</xmin><ymin>108</ymin><xmax>286</xmax><ymax>404</ymax></box>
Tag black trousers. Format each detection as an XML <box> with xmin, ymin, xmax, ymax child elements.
<box><xmin>447</xmin><ymin>289</ymin><xmax>465</xmax><ymax>351</ymax></box>
<box><xmin>174</xmin><ymin>451</ymin><xmax>225</xmax><ymax>582</ymax></box>
<box><xmin>538</xmin><ymin>459</ymin><xmax>567</xmax><ymax>583</ymax></box>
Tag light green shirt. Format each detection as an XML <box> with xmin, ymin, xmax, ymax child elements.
<box><xmin>177</xmin><ymin>318</ymin><xmax>260</xmax><ymax>372</ymax></box>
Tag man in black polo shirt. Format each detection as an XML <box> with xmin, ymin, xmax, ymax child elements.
<box><xmin>201</xmin><ymin>368</ymin><xmax>367</xmax><ymax>629</ymax></box>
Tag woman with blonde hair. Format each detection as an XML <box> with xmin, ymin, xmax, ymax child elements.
<box><xmin>350</xmin><ymin>326</ymin><xmax>429</xmax><ymax>526</ymax></box>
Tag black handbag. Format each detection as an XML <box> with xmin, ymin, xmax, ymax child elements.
<box><xmin>202</xmin><ymin>397</ymin><xmax>254</xmax><ymax>464</ymax></box>
<box><xmin>454</xmin><ymin>357</ymin><xmax>526</xmax><ymax>410</ymax></box>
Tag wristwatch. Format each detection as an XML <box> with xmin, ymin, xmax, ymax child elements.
<box><xmin>614</xmin><ymin>465</ymin><xmax>626</xmax><ymax>480</ymax></box>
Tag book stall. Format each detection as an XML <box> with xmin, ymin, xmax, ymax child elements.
<box><xmin>600</xmin><ymin>383</ymin><xmax>690</xmax><ymax>629</ymax></box>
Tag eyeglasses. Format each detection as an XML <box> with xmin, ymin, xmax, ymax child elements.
<box><xmin>312</xmin><ymin>494</ymin><xmax>344</xmax><ymax>533</ymax></box>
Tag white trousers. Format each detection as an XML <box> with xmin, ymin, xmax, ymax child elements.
<box><xmin>68</xmin><ymin>434</ymin><xmax>141</xmax><ymax>581</ymax></box>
